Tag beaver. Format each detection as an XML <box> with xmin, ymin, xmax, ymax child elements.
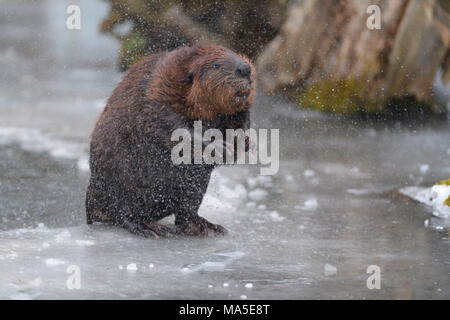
<box><xmin>86</xmin><ymin>43</ymin><xmax>256</xmax><ymax>237</ymax></box>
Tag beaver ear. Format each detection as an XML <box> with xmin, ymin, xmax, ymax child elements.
<box><xmin>186</xmin><ymin>72</ymin><xmax>194</xmax><ymax>85</ymax></box>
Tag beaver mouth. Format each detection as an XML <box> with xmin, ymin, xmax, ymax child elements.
<box><xmin>235</xmin><ymin>88</ymin><xmax>251</xmax><ymax>99</ymax></box>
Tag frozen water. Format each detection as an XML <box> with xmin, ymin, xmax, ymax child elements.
<box><xmin>0</xmin><ymin>0</ymin><xmax>449</xmax><ymax>299</ymax></box>
<box><xmin>248</xmin><ymin>188</ymin><xmax>268</xmax><ymax>201</ymax></box>
<box><xmin>324</xmin><ymin>264</ymin><xmax>338</xmax><ymax>276</ymax></box>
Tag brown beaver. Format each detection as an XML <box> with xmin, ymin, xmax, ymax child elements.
<box><xmin>86</xmin><ymin>43</ymin><xmax>256</xmax><ymax>237</ymax></box>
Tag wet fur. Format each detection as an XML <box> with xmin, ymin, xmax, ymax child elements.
<box><xmin>86</xmin><ymin>44</ymin><xmax>256</xmax><ymax>236</ymax></box>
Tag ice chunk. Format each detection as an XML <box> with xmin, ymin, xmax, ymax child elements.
<box><xmin>400</xmin><ymin>185</ymin><xmax>450</xmax><ymax>218</ymax></box>
<box><xmin>245</xmin><ymin>283</ymin><xmax>253</xmax><ymax>289</ymax></box>
<box><xmin>324</xmin><ymin>263</ymin><xmax>337</xmax><ymax>276</ymax></box>
<box><xmin>126</xmin><ymin>263</ymin><xmax>138</xmax><ymax>271</ymax></box>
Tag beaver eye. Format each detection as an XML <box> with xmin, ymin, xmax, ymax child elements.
<box><xmin>212</xmin><ymin>63</ymin><xmax>220</xmax><ymax>69</ymax></box>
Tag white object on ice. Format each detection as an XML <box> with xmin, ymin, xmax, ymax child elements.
<box><xmin>400</xmin><ymin>184</ymin><xmax>450</xmax><ymax>218</ymax></box>
<box><xmin>126</xmin><ymin>263</ymin><xmax>138</xmax><ymax>271</ymax></box>
<box><xmin>245</xmin><ymin>283</ymin><xmax>253</xmax><ymax>289</ymax></box>
<box><xmin>324</xmin><ymin>263</ymin><xmax>338</xmax><ymax>276</ymax></box>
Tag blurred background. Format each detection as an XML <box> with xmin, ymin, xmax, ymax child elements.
<box><xmin>0</xmin><ymin>0</ymin><xmax>449</xmax><ymax>299</ymax></box>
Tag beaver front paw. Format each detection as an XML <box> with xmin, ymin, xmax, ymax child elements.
<box><xmin>175</xmin><ymin>216</ymin><xmax>228</xmax><ymax>237</ymax></box>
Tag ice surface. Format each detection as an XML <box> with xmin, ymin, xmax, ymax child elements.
<box><xmin>45</xmin><ymin>258</ymin><xmax>66</xmax><ymax>266</ymax></box>
<box><xmin>0</xmin><ymin>0</ymin><xmax>449</xmax><ymax>300</ymax></box>
<box><xmin>323</xmin><ymin>264</ymin><xmax>338</xmax><ymax>276</ymax></box>
<box><xmin>248</xmin><ymin>188</ymin><xmax>268</xmax><ymax>201</ymax></box>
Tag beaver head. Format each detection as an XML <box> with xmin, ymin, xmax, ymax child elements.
<box><xmin>148</xmin><ymin>43</ymin><xmax>256</xmax><ymax>122</ymax></box>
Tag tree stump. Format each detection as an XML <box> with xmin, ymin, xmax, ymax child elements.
<box><xmin>256</xmin><ymin>0</ymin><xmax>450</xmax><ymax>115</ymax></box>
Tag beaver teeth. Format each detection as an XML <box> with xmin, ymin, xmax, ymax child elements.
<box><xmin>237</xmin><ymin>89</ymin><xmax>250</xmax><ymax>98</ymax></box>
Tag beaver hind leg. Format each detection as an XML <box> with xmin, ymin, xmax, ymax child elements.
<box><xmin>122</xmin><ymin>219</ymin><xmax>177</xmax><ymax>239</ymax></box>
<box><xmin>175</xmin><ymin>216</ymin><xmax>228</xmax><ymax>237</ymax></box>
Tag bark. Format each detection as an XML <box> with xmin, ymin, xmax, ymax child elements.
<box><xmin>257</xmin><ymin>0</ymin><xmax>450</xmax><ymax>114</ymax></box>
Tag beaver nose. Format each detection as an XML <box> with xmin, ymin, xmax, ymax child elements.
<box><xmin>236</xmin><ymin>62</ymin><xmax>251</xmax><ymax>77</ymax></box>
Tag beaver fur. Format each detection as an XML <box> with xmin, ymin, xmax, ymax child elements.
<box><xmin>86</xmin><ymin>43</ymin><xmax>256</xmax><ymax>237</ymax></box>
